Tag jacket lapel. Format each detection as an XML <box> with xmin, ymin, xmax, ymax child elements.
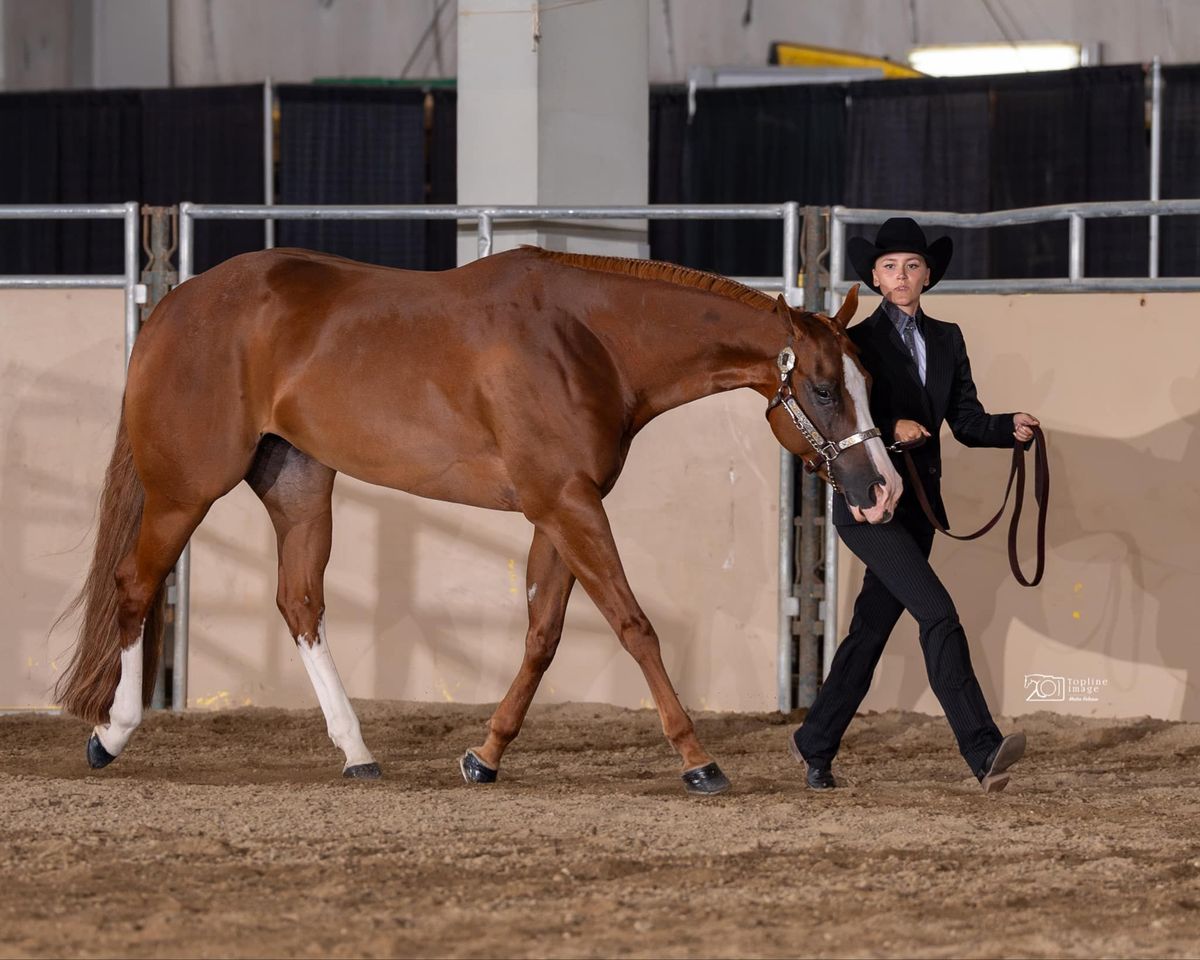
<box><xmin>920</xmin><ymin>314</ymin><xmax>952</xmax><ymax>423</ymax></box>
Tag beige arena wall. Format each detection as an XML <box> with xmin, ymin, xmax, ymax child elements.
<box><xmin>4</xmin><ymin>288</ymin><xmax>1197</xmax><ymax>721</ymax></box>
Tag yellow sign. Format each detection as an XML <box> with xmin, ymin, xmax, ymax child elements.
<box><xmin>771</xmin><ymin>42</ymin><xmax>924</xmax><ymax>80</ymax></box>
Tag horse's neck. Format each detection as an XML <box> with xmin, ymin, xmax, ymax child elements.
<box><xmin>595</xmin><ymin>289</ymin><xmax>787</xmax><ymax>430</ymax></box>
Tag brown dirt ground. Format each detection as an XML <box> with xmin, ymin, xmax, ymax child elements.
<box><xmin>1</xmin><ymin>701</ymin><xmax>1199</xmax><ymax>959</ymax></box>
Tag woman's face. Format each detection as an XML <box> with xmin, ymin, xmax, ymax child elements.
<box><xmin>871</xmin><ymin>252</ymin><xmax>929</xmax><ymax>312</ymax></box>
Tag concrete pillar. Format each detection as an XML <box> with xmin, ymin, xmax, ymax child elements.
<box><xmin>456</xmin><ymin>0</ymin><xmax>649</xmax><ymax>263</ymax></box>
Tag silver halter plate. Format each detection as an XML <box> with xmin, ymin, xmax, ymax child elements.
<box><xmin>767</xmin><ymin>343</ymin><xmax>881</xmax><ymax>485</ymax></box>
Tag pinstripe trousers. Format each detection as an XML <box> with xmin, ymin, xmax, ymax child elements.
<box><xmin>795</xmin><ymin>509</ymin><xmax>1003</xmax><ymax>778</ymax></box>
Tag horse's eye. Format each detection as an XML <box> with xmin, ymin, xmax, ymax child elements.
<box><xmin>813</xmin><ymin>384</ymin><xmax>835</xmax><ymax>405</ymax></box>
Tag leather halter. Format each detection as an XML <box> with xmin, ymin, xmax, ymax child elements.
<box><xmin>765</xmin><ymin>337</ymin><xmax>881</xmax><ymax>490</ymax></box>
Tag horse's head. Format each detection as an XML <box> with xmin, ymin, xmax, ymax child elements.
<box><xmin>765</xmin><ymin>285</ymin><xmax>902</xmax><ymax>524</ymax></box>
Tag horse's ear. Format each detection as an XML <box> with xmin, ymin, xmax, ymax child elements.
<box><xmin>775</xmin><ymin>293</ymin><xmax>792</xmax><ymax>324</ymax></box>
<box><xmin>831</xmin><ymin>284</ymin><xmax>859</xmax><ymax>330</ymax></box>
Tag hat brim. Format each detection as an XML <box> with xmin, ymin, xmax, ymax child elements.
<box><xmin>848</xmin><ymin>234</ymin><xmax>954</xmax><ymax>294</ymax></box>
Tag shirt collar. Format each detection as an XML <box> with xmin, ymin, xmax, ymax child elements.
<box><xmin>882</xmin><ymin>298</ymin><xmax>924</xmax><ymax>335</ymax></box>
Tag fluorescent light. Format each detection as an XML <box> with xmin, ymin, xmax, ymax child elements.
<box><xmin>908</xmin><ymin>42</ymin><xmax>1084</xmax><ymax>78</ymax></box>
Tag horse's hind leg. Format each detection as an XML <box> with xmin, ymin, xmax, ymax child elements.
<box><xmin>460</xmin><ymin>527</ymin><xmax>576</xmax><ymax>783</ymax></box>
<box><xmin>527</xmin><ymin>477</ymin><xmax>730</xmax><ymax>796</ymax></box>
<box><xmin>247</xmin><ymin>436</ymin><xmax>379</xmax><ymax>779</ymax></box>
<box><xmin>90</xmin><ymin>494</ymin><xmax>211</xmax><ymax>765</ymax></box>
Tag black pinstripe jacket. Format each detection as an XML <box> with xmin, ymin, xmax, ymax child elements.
<box><xmin>832</xmin><ymin>304</ymin><xmax>1017</xmax><ymax>528</ymax></box>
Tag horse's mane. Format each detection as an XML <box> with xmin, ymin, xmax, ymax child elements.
<box><xmin>524</xmin><ymin>247</ymin><xmax>849</xmax><ymax>341</ymax></box>
<box><xmin>526</xmin><ymin>247</ymin><xmax>778</xmax><ymax>312</ymax></box>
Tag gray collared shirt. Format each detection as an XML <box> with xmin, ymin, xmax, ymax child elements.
<box><xmin>883</xmin><ymin>299</ymin><xmax>927</xmax><ymax>385</ymax></box>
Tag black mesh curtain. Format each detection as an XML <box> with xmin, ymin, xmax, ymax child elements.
<box><xmin>0</xmin><ymin>85</ymin><xmax>261</xmax><ymax>275</ymax></box>
<box><xmin>277</xmin><ymin>84</ymin><xmax>427</xmax><ymax>268</ymax></box>
<box><xmin>426</xmin><ymin>88</ymin><xmax>457</xmax><ymax>270</ymax></box>
<box><xmin>142</xmin><ymin>85</ymin><xmax>265</xmax><ymax>274</ymax></box>
<box><xmin>989</xmin><ymin>66</ymin><xmax>1148</xmax><ymax>278</ymax></box>
<box><xmin>0</xmin><ymin>90</ymin><xmax>142</xmax><ymax>275</ymax></box>
<box><xmin>648</xmin><ymin>86</ymin><xmax>688</xmax><ymax>263</ymax></box>
<box><xmin>679</xmin><ymin>84</ymin><xmax>846</xmax><ymax>276</ymax></box>
<box><xmin>1160</xmin><ymin>65</ymin><xmax>1200</xmax><ymax>276</ymax></box>
<box><xmin>843</xmin><ymin>76</ymin><xmax>991</xmax><ymax>281</ymax></box>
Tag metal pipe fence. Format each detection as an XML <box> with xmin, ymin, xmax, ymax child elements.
<box><xmin>0</xmin><ymin>202</ymin><xmax>142</xmax><ymax>366</ymax></box>
<box><xmin>177</xmin><ymin>200</ymin><xmax>803</xmax><ymax>712</ymax></box>
<box><xmin>14</xmin><ymin>195</ymin><xmax>1199</xmax><ymax>713</ymax></box>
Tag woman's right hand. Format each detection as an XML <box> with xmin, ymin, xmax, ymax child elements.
<box><xmin>893</xmin><ymin>419</ymin><xmax>931</xmax><ymax>445</ymax></box>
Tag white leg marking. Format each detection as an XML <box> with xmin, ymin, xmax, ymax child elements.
<box><xmin>527</xmin><ymin>583</ymin><xmax>538</xmax><ymax>604</ymax></box>
<box><xmin>93</xmin><ymin>634</ymin><xmax>143</xmax><ymax>757</ymax></box>
<box><xmin>297</xmin><ymin>616</ymin><xmax>375</xmax><ymax>770</ymax></box>
<box><xmin>843</xmin><ymin>356</ymin><xmax>902</xmax><ymax>491</ymax></box>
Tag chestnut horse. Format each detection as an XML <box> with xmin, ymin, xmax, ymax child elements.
<box><xmin>56</xmin><ymin>246</ymin><xmax>900</xmax><ymax>795</ymax></box>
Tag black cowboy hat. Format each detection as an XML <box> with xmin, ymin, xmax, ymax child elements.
<box><xmin>847</xmin><ymin>217</ymin><xmax>953</xmax><ymax>293</ymax></box>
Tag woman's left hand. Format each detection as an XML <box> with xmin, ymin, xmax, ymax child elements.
<box><xmin>1014</xmin><ymin>412</ymin><xmax>1040</xmax><ymax>443</ymax></box>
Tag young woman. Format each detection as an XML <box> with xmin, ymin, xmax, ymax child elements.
<box><xmin>792</xmin><ymin>217</ymin><xmax>1039</xmax><ymax>793</ymax></box>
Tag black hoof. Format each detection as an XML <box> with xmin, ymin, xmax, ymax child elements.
<box><xmin>681</xmin><ymin>761</ymin><xmax>731</xmax><ymax>796</ymax></box>
<box><xmin>343</xmin><ymin>761</ymin><xmax>382</xmax><ymax>780</ymax></box>
<box><xmin>86</xmin><ymin>733</ymin><xmax>116</xmax><ymax>770</ymax></box>
<box><xmin>459</xmin><ymin>749</ymin><xmax>498</xmax><ymax>784</ymax></box>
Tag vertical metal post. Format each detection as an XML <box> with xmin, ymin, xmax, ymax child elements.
<box><xmin>476</xmin><ymin>211</ymin><xmax>493</xmax><ymax>259</ymax></box>
<box><xmin>822</xmin><ymin>209</ymin><xmax>845</xmax><ymax>678</ymax></box>
<box><xmin>139</xmin><ymin>206</ymin><xmax>179</xmax><ymax>710</ymax></box>
<box><xmin>827</xmin><ymin>208</ymin><xmax>845</xmax><ymax>312</ymax></box>
<box><xmin>777</xmin><ymin>446</ymin><xmax>795</xmax><ymax>712</ymax></box>
<box><xmin>822</xmin><ymin>481</ymin><xmax>838</xmax><ymax>678</ymax></box>
<box><xmin>781</xmin><ymin>201</ymin><xmax>800</xmax><ymax>305</ymax></box>
<box><xmin>1149</xmin><ymin>57</ymin><xmax>1162</xmax><ymax>279</ymax></box>
<box><xmin>776</xmin><ymin>203</ymin><xmax>801</xmax><ymax>711</ymax></box>
<box><xmin>263</xmin><ymin>77</ymin><xmax>276</xmax><ymax>250</ymax></box>
<box><xmin>123</xmin><ymin>201</ymin><xmax>139</xmax><ymax>368</ymax></box>
<box><xmin>172</xmin><ymin>546</ymin><xmax>191</xmax><ymax>713</ymax></box>
<box><xmin>1068</xmin><ymin>212</ymin><xmax>1085</xmax><ymax>281</ymax></box>
<box><xmin>795</xmin><ymin>206</ymin><xmax>825</xmax><ymax>708</ymax></box>
<box><xmin>172</xmin><ymin>204</ymin><xmax>194</xmax><ymax>713</ymax></box>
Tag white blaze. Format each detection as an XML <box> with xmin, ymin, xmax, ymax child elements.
<box><xmin>842</xmin><ymin>355</ymin><xmax>902</xmax><ymax>491</ymax></box>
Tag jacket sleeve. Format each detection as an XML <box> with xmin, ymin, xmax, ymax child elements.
<box><xmin>945</xmin><ymin>323</ymin><xmax>1015</xmax><ymax>449</ymax></box>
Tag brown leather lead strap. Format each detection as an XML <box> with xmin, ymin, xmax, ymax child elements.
<box><xmin>901</xmin><ymin>425</ymin><xmax>1048</xmax><ymax>587</ymax></box>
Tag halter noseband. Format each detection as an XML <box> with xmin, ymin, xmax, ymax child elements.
<box><xmin>765</xmin><ymin>338</ymin><xmax>881</xmax><ymax>492</ymax></box>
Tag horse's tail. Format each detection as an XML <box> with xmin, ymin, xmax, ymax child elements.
<box><xmin>53</xmin><ymin>410</ymin><xmax>166</xmax><ymax>724</ymax></box>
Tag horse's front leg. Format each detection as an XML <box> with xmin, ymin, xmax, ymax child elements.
<box><xmin>460</xmin><ymin>526</ymin><xmax>575</xmax><ymax>783</ymax></box>
<box><xmin>523</xmin><ymin>476</ymin><xmax>730</xmax><ymax>796</ymax></box>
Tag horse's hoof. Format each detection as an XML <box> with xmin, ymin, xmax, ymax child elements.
<box><xmin>87</xmin><ymin>733</ymin><xmax>116</xmax><ymax>770</ymax></box>
<box><xmin>681</xmin><ymin>761</ymin><xmax>730</xmax><ymax>796</ymax></box>
<box><xmin>459</xmin><ymin>749</ymin><xmax>498</xmax><ymax>784</ymax></box>
<box><xmin>343</xmin><ymin>762</ymin><xmax>382</xmax><ymax>780</ymax></box>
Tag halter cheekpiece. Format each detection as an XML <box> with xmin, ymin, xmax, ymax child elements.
<box><xmin>765</xmin><ymin>336</ymin><xmax>881</xmax><ymax>492</ymax></box>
